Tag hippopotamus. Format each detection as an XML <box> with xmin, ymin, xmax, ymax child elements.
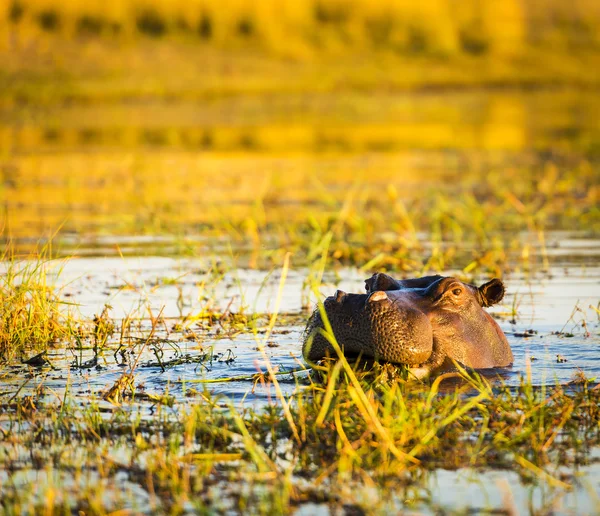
<box><xmin>303</xmin><ymin>273</ymin><xmax>513</xmax><ymax>377</ymax></box>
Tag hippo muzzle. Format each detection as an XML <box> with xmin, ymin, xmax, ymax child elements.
<box><xmin>303</xmin><ymin>274</ymin><xmax>513</xmax><ymax>374</ymax></box>
<box><xmin>303</xmin><ymin>289</ymin><xmax>433</xmax><ymax>365</ymax></box>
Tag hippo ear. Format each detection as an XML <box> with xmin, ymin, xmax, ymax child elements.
<box><xmin>478</xmin><ymin>279</ymin><xmax>505</xmax><ymax>307</ymax></box>
<box><xmin>365</xmin><ymin>273</ymin><xmax>399</xmax><ymax>293</ymax></box>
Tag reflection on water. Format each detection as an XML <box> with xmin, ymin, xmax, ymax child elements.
<box><xmin>421</xmin><ymin>461</ymin><xmax>600</xmax><ymax>515</ymax></box>
<box><xmin>2</xmin><ymin>90</ymin><xmax>599</xmax><ymax>153</ymax></box>
<box><xmin>0</xmin><ymin>89</ymin><xmax>599</xmax><ymax>247</ymax></box>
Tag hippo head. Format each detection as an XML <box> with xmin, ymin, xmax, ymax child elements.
<box><xmin>303</xmin><ymin>273</ymin><xmax>513</xmax><ymax>375</ymax></box>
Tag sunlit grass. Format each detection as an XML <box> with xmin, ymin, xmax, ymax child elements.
<box><xmin>0</xmin><ymin>245</ymin><xmax>73</xmax><ymax>360</ymax></box>
<box><xmin>0</xmin><ymin>246</ymin><xmax>598</xmax><ymax>512</ymax></box>
<box><xmin>1</xmin><ymin>1</ymin><xmax>598</xmax><ymax>511</ymax></box>
<box><xmin>1</xmin><ymin>154</ymin><xmax>596</xmax><ymax>274</ymax></box>
<box><xmin>1</xmin><ymin>352</ymin><xmax>598</xmax><ymax>512</ymax></box>
<box><xmin>1</xmin><ymin>1</ymin><xmax>600</xmax><ymax>111</ymax></box>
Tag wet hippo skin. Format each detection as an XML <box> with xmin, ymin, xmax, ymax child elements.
<box><xmin>303</xmin><ymin>273</ymin><xmax>513</xmax><ymax>376</ymax></box>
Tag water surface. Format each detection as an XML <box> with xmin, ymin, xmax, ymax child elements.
<box><xmin>1</xmin><ymin>85</ymin><xmax>599</xmax><ymax>514</ymax></box>
<box><xmin>4</xmin><ymin>236</ymin><xmax>598</xmax><ymax>409</ymax></box>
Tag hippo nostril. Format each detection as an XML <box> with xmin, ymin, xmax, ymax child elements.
<box><xmin>334</xmin><ymin>290</ymin><xmax>347</xmax><ymax>303</ymax></box>
<box><xmin>368</xmin><ymin>291</ymin><xmax>388</xmax><ymax>302</ymax></box>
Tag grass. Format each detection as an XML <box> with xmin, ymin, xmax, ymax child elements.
<box><xmin>0</xmin><ymin>244</ymin><xmax>73</xmax><ymax>361</ymax></box>
<box><xmin>0</xmin><ymin>245</ymin><xmax>598</xmax><ymax>513</ymax></box>
<box><xmin>1</xmin><ymin>2</ymin><xmax>599</xmax><ymax>510</ymax></box>
<box><xmin>1</xmin><ymin>1</ymin><xmax>600</xmax><ymax>109</ymax></box>
<box><xmin>1</xmin><ymin>351</ymin><xmax>599</xmax><ymax>513</ymax></box>
<box><xmin>1</xmin><ymin>6</ymin><xmax>598</xmax><ymax>274</ymax></box>
<box><xmin>1</xmin><ymin>37</ymin><xmax>600</xmax><ymax>110</ymax></box>
<box><xmin>1</xmin><ymin>158</ymin><xmax>598</xmax><ymax>273</ymax></box>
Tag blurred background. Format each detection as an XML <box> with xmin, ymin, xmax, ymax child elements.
<box><xmin>0</xmin><ymin>0</ymin><xmax>598</xmax><ymax>272</ymax></box>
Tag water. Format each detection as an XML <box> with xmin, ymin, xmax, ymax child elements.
<box><xmin>3</xmin><ymin>247</ymin><xmax>597</xmax><ymax>514</ymax></box>
<box><xmin>3</xmin><ymin>235</ymin><xmax>598</xmax><ymax>411</ymax></box>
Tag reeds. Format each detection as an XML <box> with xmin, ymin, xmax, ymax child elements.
<box><xmin>0</xmin><ymin>245</ymin><xmax>72</xmax><ymax>360</ymax></box>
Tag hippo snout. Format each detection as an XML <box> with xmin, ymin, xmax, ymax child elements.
<box><xmin>302</xmin><ymin>290</ymin><xmax>434</xmax><ymax>366</ymax></box>
<box><xmin>367</xmin><ymin>292</ymin><xmax>434</xmax><ymax>364</ymax></box>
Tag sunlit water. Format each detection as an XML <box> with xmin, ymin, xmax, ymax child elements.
<box><xmin>1</xmin><ymin>88</ymin><xmax>600</xmax><ymax>513</ymax></box>
<box><xmin>1</xmin><ymin>234</ymin><xmax>597</xmax><ymax>410</ymax></box>
<box><xmin>2</xmin><ymin>243</ymin><xmax>600</xmax><ymax>513</ymax></box>
<box><xmin>1</xmin><ymin>230</ymin><xmax>599</xmax><ymax>514</ymax></box>
<box><xmin>2</xmin><ymin>88</ymin><xmax>599</xmax><ymax>247</ymax></box>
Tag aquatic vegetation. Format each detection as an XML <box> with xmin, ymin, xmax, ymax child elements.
<box><xmin>1</xmin><ymin>347</ymin><xmax>599</xmax><ymax>513</ymax></box>
<box><xmin>0</xmin><ymin>245</ymin><xmax>598</xmax><ymax>513</ymax></box>
<box><xmin>1</xmin><ymin>157</ymin><xmax>597</xmax><ymax>274</ymax></box>
<box><xmin>1</xmin><ymin>1</ymin><xmax>599</xmax><ymax>512</ymax></box>
<box><xmin>0</xmin><ymin>246</ymin><xmax>72</xmax><ymax>360</ymax></box>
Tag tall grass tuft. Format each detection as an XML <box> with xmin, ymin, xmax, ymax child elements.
<box><xmin>0</xmin><ymin>246</ymin><xmax>70</xmax><ymax>360</ymax></box>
